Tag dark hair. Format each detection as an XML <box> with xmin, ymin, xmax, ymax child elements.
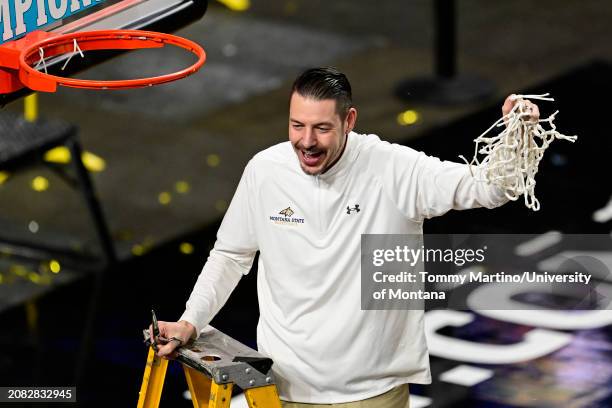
<box><xmin>291</xmin><ymin>67</ymin><xmax>353</xmax><ymax>120</ymax></box>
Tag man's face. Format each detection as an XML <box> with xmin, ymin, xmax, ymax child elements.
<box><xmin>289</xmin><ymin>92</ymin><xmax>356</xmax><ymax>175</ymax></box>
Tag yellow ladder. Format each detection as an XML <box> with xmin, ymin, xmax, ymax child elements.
<box><xmin>137</xmin><ymin>326</ymin><xmax>283</xmax><ymax>408</ymax></box>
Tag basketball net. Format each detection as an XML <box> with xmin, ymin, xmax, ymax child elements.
<box><xmin>459</xmin><ymin>94</ymin><xmax>578</xmax><ymax>211</ymax></box>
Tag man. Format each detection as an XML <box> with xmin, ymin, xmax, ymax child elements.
<box><xmin>153</xmin><ymin>67</ymin><xmax>539</xmax><ymax>407</ymax></box>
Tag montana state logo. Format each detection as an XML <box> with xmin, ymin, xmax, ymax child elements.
<box><xmin>279</xmin><ymin>207</ymin><xmax>294</xmax><ymax>218</ymax></box>
<box><xmin>269</xmin><ymin>206</ymin><xmax>304</xmax><ymax>225</ymax></box>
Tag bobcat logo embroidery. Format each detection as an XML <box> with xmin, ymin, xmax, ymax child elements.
<box><xmin>279</xmin><ymin>207</ymin><xmax>295</xmax><ymax>218</ymax></box>
<box><xmin>270</xmin><ymin>206</ymin><xmax>304</xmax><ymax>225</ymax></box>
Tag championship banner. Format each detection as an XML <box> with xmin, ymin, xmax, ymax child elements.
<box><xmin>0</xmin><ymin>0</ymin><xmax>106</xmax><ymax>43</ymax></box>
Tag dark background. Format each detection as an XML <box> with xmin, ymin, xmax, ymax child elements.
<box><xmin>1</xmin><ymin>1</ymin><xmax>611</xmax><ymax>407</ymax></box>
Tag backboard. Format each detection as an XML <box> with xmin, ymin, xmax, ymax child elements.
<box><xmin>0</xmin><ymin>0</ymin><xmax>208</xmax><ymax>104</ymax></box>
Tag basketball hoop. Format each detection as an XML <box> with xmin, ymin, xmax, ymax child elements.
<box><xmin>0</xmin><ymin>30</ymin><xmax>206</xmax><ymax>93</ymax></box>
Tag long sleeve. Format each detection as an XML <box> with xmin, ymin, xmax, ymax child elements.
<box><xmin>179</xmin><ymin>161</ymin><xmax>259</xmax><ymax>336</ymax></box>
<box><xmin>382</xmin><ymin>143</ymin><xmax>509</xmax><ymax>221</ymax></box>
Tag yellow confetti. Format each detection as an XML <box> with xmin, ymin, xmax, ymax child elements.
<box><xmin>217</xmin><ymin>0</ymin><xmax>250</xmax><ymax>11</ymax></box>
<box><xmin>44</xmin><ymin>146</ymin><xmax>71</xmax><ymax>164</ymax></box>
<box><xmin>49</xmin><ymin>260</ymin><xmax>61</xmax><ymax>274</ymax></box>
<box><xmin>0</xmin><ymin>171</ymin><xmax>10</xmax><ymax>185</ymax></box>
<box><xmin>31</xmin><ymin>176</ymin><xmax>49</xmax><ymax>192</ymax></box>
<box><xmin>215</xmin><ymin>199</ymin><xmax>228</xmax><ymax>213</ymax></box>
<box><xmin>28</xmin><ymin>272</ymin><xmax>41</xmax><ymax>284</ymax></box>
<box><xmin>175</xmin><ymin>181</ymin><xmax>191</xmax><ymax>194</ymax></box>
<box><xmin>397</xmin><ymin>110</ymin><xmax>419</xmax><ymax>126</ymax></box>
<box><xmin>206</xmin><ymin>154</ymin><xmax>221</xmax><ymax>168</ymax></box>
<box><xmin>82</xmin><ymin>151</ymin><xmax>106</xmax><ymax>172</ymax></box>
<box><xmin>44</xmin><ymin>147</ymin><xmax>106</xmax><ymax>172</ymax></box>
<box><xmin>179</xmin><ymin>242</ymin><xmax>194</xmax><ymax>255</ymax></box>
<box><xmin>131</xmin><ymin>244</ymin><xmax>145</xmax><ymax>256</ymax></box>
<box><xmin>158</xmin><ymin>192</ymin><xmax>172</xmax><ymax>205</ymax></box>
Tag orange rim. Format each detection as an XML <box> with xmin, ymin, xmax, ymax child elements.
<box><xmin>18</xmin><ymin>29</ymin><xmax>206</xmax><ymax>91</ymax></box>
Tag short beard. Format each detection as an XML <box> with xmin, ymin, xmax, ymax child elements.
<box><xmin>293</xmin><ymin>131</ymin><xmax>347</xmax><ymax>176</ymax></box>
<box><xmin>299</xmin><ymin>163</ymin><xmax>322</xmax><ymax>176</ymax></box>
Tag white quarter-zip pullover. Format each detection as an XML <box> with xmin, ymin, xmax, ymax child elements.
<box><xmin>180</xmin><ymin>131</ymin><xmax>508</xmax><ymax>403</ymax></box>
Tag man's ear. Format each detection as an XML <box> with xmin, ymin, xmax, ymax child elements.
<box><xmin>345</xmin><ymin>107</ymin><xmax>358</xmax><ymax>133</ymax></box>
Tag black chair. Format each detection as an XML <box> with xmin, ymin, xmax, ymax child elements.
<box><xmin>0</xmin><ymin>111</ymin><xmax>116</xmax><ymax>268</ymax></box>
<box><xmin>0</xmin><ymin>111</ymin><xmax>119</xmax><ymax>385</ymax></box>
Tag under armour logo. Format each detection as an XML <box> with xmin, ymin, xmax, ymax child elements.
<box><xmin>346</xmin><ymin>204</ymin><xmax>360</xmax><ymax>214</ymax></box>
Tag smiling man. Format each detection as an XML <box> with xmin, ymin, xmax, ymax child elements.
<box><xmin>288</xmin><ymin>70</ymin><xmax>357</xmax><ymax>175</ymax></box>
<box><xmin>153</xmin><ymin>67</ymin><xmax>539</xmax><ymax>407</ymax></box>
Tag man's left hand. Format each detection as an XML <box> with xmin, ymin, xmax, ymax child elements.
<box><xmin>502</xmin><ymin>94</ymin><xmax>540</xmax><ymax>122</ymax></box>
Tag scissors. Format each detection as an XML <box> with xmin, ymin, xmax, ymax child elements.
<box><xmin>151</xmin><ymin>309</ymin><xmax>184</xmax><ymax>351</ymax></box>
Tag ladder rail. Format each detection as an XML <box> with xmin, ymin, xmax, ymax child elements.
<box><xmin>137</xmin><ymin>325</ymin><xmax>283</xmax><ymax>408</ymax></box>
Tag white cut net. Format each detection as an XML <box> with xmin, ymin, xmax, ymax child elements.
<box><xmin>459</xmin><ymin>94</ymin><xmax>577</xmax><ymax>211</ymax></box>
<box><xmin>34</xmin><ymin>38</ymin><xmax>84</xmax><ymax>73</ymax></box>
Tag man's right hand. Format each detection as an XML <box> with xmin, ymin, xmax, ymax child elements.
<box><xmin>149</xmin><ymin>320</ymin><xmax>196</xmax><ymax>359</ymax></box>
